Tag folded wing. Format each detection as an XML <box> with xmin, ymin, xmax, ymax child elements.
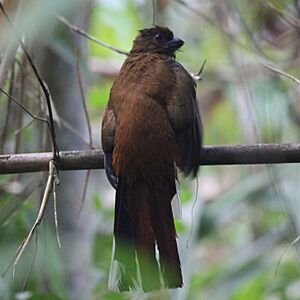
<box><xmin>166</xmin><ymin>61</ymin><xmax>202</xmax><ymax>177</ymax></box>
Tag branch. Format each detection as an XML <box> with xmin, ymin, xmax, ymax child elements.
<box><xmin>260</xmin><ymin>62</ymin><xmax>300</xmax><ymax>85</ymax></box>
<box><xmin>0</xmin><ymin>86</ymin><xmax>48</xmax><ymax>124</ymax></box>
<box><xmin>0</xmin><ymin>2</ymin><xmax>59</xmax><ymax>160</ymax></box>
<box><xmin>12</xmin><ymin>160</ymin><xmax>57</xmax><ymax>276</ymax></box>
<box><xmin>76</xmin><ymin>50</ymin><xmax>93</xmax><ymax>148</ymax></box>
<box><xmin>1</xmin><ymin>143</ymin><xmax>300</xmax><ymax>174</ymax></box>
<box><xmin>57</xmin><ymin>15</ymin><xmax>128</xmax><ymax>55</ymax></box>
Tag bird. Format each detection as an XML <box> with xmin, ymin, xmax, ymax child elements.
<box><xmin>101</xmin><ymin>25</ymin><xmax>202</xmax><ymax>292</ymax></box>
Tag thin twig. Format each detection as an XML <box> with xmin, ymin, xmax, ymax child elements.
<box><xmin>22</xmin><ymin>232</ymin><xmax>38</xmax><ymax>290</ymax></box>
<box><xmin>0</xmin><ymin>86</ymin><xmax>48</xmax><ymax>124</ymax></box>
<box><xmin>275</xmin><ymin>234</ymin><xmax>300</xmax><ymax>278</ymax></box>
<box><xmin>0</xmin><ymin>64</ymin><xmax>15</xmax><ymax>153</ymax></box>
<box><xmin>75</xmin><ymin>50</ymin><xmax>93</xmax><ymax>215</ymax></box>
<box><xmin>192</xmin><ymin>59</ymin><xmax>207</xmax><ymax>81</ymax></box>
<box><xmin>267</xmin><ymin>166</ymin><xmax>300</xmax><ymax>268</ymax></box>
<box><xmin>76</xmin><ymin>50</ymin><xmax>93</xmax><ymax>148</ymax></box>
<box><xmin>0</xmin><ymin>3</ymin><xmax>59</xmax><ymax>160</ymax></box>
<box><xmin>186</xmin><ymin>177</ymin><xmax>199</xmax><ymax>249</ymax></box>
<box><xmin>152</xmin><ymin>0</ymin><xmax>156</xmax><ymax>25</ymax></box>
<box><xmin>53</xmin><ymin>176</ymin><xmax>61</xmax><ymax>248</ymax></box>
<box><xmin>59</xmin><ymin>117</ymin><xmax>92</xmax><ymax>148</ymax></box>
<box><xmin>14</xmin><ymin>113</ymin><xmax>39</xmax><ymax>135</ymax></box>
<box><xmin>14</xmin><ymin>56</ymin><xmax>26</xmax><ymax>154</ymax></box>
<box><xmin>57</xmin><ymin>15</ymin><xmax>128</xmax><ymax>55</ymax></box>
<box><xmin>77</xmin><ymin>170</ymin><xmax>91</xmax><ymax>217</ymax></box>
<box><xmin>12</xmin><ymin>160</ymin><xmax>57</xmax><ymax>276</ymax></box>
<box><xmin>260</xmin><ymin>62</ymin><xmax>300</xmax><ymax>85</ymax></box>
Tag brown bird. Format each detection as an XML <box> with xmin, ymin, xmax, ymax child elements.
<box><xmin>101</xmin><ymin>26</ymin><xmax>202</xmax><ymax>291</ymax></box>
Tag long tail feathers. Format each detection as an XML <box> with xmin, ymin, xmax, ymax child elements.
<box><xmin>112</xmin><ymin>176</ymin><xmax>137</xmax><ymax>290</ymax></box>
<box><xmin>150</xmin><ymin>180</ymin><xmax>183</xmax><ymax>288</ymax></box>
<box><xmin>135</xmin><ymin>189</ymin><xmax>161</xmax><ymax>291</ymax></box>
<box><xmin>110</xmin><ymin>177</ymin><xmax>182</xmax><ymax>291</ymax></box>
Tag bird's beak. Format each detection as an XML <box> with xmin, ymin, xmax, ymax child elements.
<box><xmin>165</xmin><ymin>38</ymin><xmax>184</xmax><ymax>51</ymax></box>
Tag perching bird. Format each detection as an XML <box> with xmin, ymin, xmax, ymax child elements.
<box><xmin>101</xmin><ymin>26</ymin><xmax>202</xmax><ymax>291</ymax></box>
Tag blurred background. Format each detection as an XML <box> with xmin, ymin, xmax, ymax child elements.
<box><xmin>0</xmin><ymin>0</ymin><xmax>300</xmax><ymax>299</ymax></box>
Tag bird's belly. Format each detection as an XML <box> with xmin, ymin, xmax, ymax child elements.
<box><xmin>113</xmin><ymin>100</ymin><xmax>177</xmax><ymax>186</ymax></box>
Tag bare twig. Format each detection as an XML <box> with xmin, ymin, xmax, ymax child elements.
<box><xmin>152</xmin><ymin>0</ymin><xmax>156</xmax><ymax>25</ymax></box>
<box><xmin>76</xmin><ymin>50</ymin><xmax>93</xmax><ymax>148</ymax></box>
<box><xmin>59</xmin><ymin>117</ymin><xmax>92</xmax><ymax>148</ymax></box>
<box><xmin>275</xmin><ymin>234</ymin><xmax>300</xmax><ymax>278</ymax></box>
<box><xmin>12</xmin><ymin>160</ymin><xmax>57</xmax><ymax>276</ymax></box>
<box><xmin>57</xmin><ymin>15</ymin><xmax>128</xmax><ymax>55</ymax></box>
<box><xmin>0</xmin><ymin>86</ymin><xmax>48</xmax><ymax>124</ymax></box>
<box><xmin>53</xmin><ymin>176</ymin><xmax>61</xmax><ymax>248</ymax></box>
<box><xmin>260</xmin><ymin>62</ymin><xmax>300</xmax><ymax>85</ymax></box>
<box><xmin>15</xmin><ymin>56</ymin><xmax>26</xmax><ymax>153</ymax></box>
<box><xmin>192</xmin><ymin>59</ymin><xmax>207</xmax><ymax>81</ymax></box>
<box><xmin>0</xmin><ymin>64</ymin><xmax>15</xmax><ymax>152</ymax></box>
<box><xmin>75</xmin><ymin>51</ymin><xmax>93</xmax><ymax>214</ymax></box>
<box><xmin>77</xmin><ymin>169</ymin><xmax>91</xmax><ymax>217</ymax></box>
<box><xmin>14</xmin><ymin>113</ymin><xmax>39</xmax><ymax>135</ymax></box>
<box><xmin>22</xmin><ymin>233</ymin><xmax>38</xmax><ymax>290</ymax></box>
<box><xmin>267</xmin><ymin>166</ymin><xmax>300</xmax><ymax>261</ymax></box>
<box><xmin>1</xmin><ymin>143</ymin><xmax>300</xmax><ymax>174</ymax></box>
<box><xmin>186</xmin><ymin>176</ymin><xmax>199</xmax><ymax>248</ymax></box>
<box><xmin>0</xmin><ymin>3</ymin><xmax>59</xmax><ymax>160</ymax></box>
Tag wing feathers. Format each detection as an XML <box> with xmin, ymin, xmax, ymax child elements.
<box><xmin>166</xmin><ymin>61</ymin><xmax>203</xmax><ymax>177</ymax></box>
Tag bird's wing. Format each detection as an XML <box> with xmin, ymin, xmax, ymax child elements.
<box><xmin>101</xmin><ymin>106</ymin><xmax>118</xmax><ymax>188</ymax></box>
<box><xmin>102</xmin><ymin>106</ymin><xmax>115</xmax><ymax>153</ymax></box>
<box><xmin>165</xmin><ymin>61</ymin><xmax>203</xmax><ymax>177</ymax></box>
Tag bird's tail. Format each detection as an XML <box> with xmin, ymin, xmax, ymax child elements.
<box><xmin>109</xmin><ymin>176</ymin><xmax>182</xmax><ymax>291</ymax></box>
<box><xmin>150</xmin><ymin>179</ymin><xmax>183</xmax><ymax>288</ymax></box>
<box><xmin>109</xmin><ymin>176</ymin><xmax>138</xmax><ymax>291</ymax></box>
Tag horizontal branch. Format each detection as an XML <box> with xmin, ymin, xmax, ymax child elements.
<box><xmin>0</xmin><ymin>144</ymin><xmax>300</xmax><ymax>174</ymax></box>
<box><xmin>201</xmin><ymin>143</ymin><xmax>300</xmax><ymax>165</ymax></box>
<box><xmin>0</xmin><ymin>143</ymin><xmax>300</xmax><ymax>174</ymax></box>
<box><xmin>0</xmin><ymin>150</ymin><xmax>103</xmax><ymax>174</ymax></box>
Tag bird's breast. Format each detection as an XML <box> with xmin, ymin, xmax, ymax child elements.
<box><xmin>112</xmin><ymin>97</ymin><xmax>177</xmax><ymax>187</ymax></box>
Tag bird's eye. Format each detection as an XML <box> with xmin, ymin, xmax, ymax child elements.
<box><xmin>155</xmin><ymin>33</ymin><xmax>162</xmax><ymax>41</ymax></box>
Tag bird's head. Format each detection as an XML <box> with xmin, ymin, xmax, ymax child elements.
<box><xmin>130</xmin><ymin>26</ymin><xmax>184</xmax><ymax>58</ymax></box>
